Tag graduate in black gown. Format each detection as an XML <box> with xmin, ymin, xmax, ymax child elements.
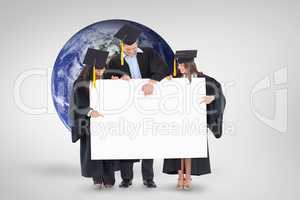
<box><xmin>69</xmin><ymin>48</ymin><xmax>117</xmax><ymax>188</ymax></box>
<box><xmin>103</xmin><ymin>24</ymin><xmax>168</xmax><ymax>188</ymax></box>
<box><xmin>163</xmin><ymin>50</ymin><xmax>226</xmax><ymax>190</ymax></box>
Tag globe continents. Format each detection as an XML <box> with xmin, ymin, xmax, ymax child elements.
<box><xmin>52</xmin><ymin>19</ymin><xmax>174</xmax><ymax>130</ymax></box>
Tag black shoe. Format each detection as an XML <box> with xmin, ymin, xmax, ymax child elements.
<box><xmin>143</xmin><ymin>179</ymin><xmax>157</xmax><ymax>188</ymax></box>
<box><xmin>119</xmin><ymin>179</ymin><xmax>132</xmax><ymax>188</ymax></box>
<box><xmin>93</xmin><ymin>178</ymin><xmax>103</xmax><ymax>188</ymax></box>
<box><xmin>103</xmin><ymin>180</ymin><xmax>115</xmax><ymax>188</ymax></box>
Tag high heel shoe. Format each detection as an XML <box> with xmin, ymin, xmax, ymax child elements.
<box><xmin>176</xmin><ymin>178</ymin><xmax>184</xmax><ymax>190</ymax></box>
<box><xmin>183</xmin><ymin>178</ymin><xmax>192</xmax><ymax>190</ymax></box>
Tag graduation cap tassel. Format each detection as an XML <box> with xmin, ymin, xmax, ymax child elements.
<box><xmin>92</xmin><ymin>65</ymin><xmax>96</xmax><ymax>88</ymax></box>
<box><xmin>173</xmin><ymin>58</ymin><xmax>177</xmax><ymax>77</ymax></box>
<box><xmin>120</xmin><ymin>41</ymin><xmax>124</xmax><ymax>66</ymax></box>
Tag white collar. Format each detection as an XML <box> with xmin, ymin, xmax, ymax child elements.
<box><xmin>137</xmin><ymin>48</ymin><xmax>143</xmax><ymax>53</ymax></box>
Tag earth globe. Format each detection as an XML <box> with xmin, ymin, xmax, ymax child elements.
<box><xmin>52</xmin><ymin>19</ymin><xmax>174</xmax><ymax>131</ymax></box>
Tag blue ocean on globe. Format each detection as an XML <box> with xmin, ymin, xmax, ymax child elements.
<box><xmin>52</xmin><ymin>19</ymin><xmax>174</xmax><ymax>130</ymax></box>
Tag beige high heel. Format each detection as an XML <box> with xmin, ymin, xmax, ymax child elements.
<box><xmin>183</xmin><ymin>178</ymin><xmax>192</xmax><ymax>190</ymax></box>
<box><xmin>176</xmin><ymin>178</ymin><xmax>184</xmax><ymax>190</ymax></box>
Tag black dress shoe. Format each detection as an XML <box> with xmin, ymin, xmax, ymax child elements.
<box><xmin>119</xmin><ymin>179</ymin><xmax>132</xmax><ymax>188</ymax></box>
<box><xmin>143</xmin><ymin>180</ymin><xmax>157</xmax><ymax>188</ymax></box>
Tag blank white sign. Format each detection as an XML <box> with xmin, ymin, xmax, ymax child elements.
<box><xmin>90</xmin><ymin>78</ymin><xmax>207</xmax><ymax>160</ymax></box>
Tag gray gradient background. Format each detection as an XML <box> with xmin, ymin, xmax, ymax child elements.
<box><xmin>1</xmin><ymin>0</ymin><xmax>299</xmax><ymax>199</ymax></box>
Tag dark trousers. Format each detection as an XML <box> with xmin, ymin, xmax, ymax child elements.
<box><xmin>93</xmin><ymin>161</ymin><xmax>115</xmax><ymax>185</ymax></box>
<box><xmin>120</xmin><ymin>159</ymin><xmax>154</xmax><ymax>181</ymax></box>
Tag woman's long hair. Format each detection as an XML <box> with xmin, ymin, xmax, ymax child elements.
<box><xmin>69</xmin><ymin>65</ymin><xmax>91</xmax><ymax>126</ymax></box>
<box><xmin>77</xmin><ymin>65</ymin><xmax>92</xmax><ymax>82</ymax></box>
<box><xmin>180</xmin><ymin>62</ymin><xmax>202</xmax><ymax>82</ymax></box>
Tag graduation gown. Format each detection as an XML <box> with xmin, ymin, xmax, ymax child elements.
<box><xmin>104</xmin><ymin>47</ymin><xmax>168</xmax><ymax>81</ymax></box>
<box><xmin>103</xmin><ymin>47</ymin><xmax>169</xmax><ymax>163</ymax></box>
<box><xmin>69</xmin><ymin>76</ymin><xmax>119</xmax><ymax>178</ymax></box>
<box><xmin>163</xmin><ymin>73</ymin><xmax>226</xmax><ymax>176</ymax></box>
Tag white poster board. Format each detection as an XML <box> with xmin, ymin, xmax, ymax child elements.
<box><xmin>90</xmin><ymin>78</ymin><xmax>207</xmax><ymax>160</ymax></box>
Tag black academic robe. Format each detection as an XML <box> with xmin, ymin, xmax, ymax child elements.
<box><xmin>104</xmin><ymin>47</ymin><xmax>168</xmax><ymax>81</ymax></box>
<box><xmin>163</xmin><ymin>73</ymin><xmax>226</xmax><ymax>176</ymax></box>
<box><xmin>69</xmin><ymin>76</ymin><xmax>119</xmax><ymax>179</ymax></box>
<box><xmin>103</xmin><ymin>47</ymin><xmax>169</xmax><ymax>163</ymax></box>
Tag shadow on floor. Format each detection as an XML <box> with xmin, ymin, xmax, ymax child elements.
<box><xmin>22</xmin><ymin>162</ymin><xmax>80</xmax><ymax>177</ymax></box>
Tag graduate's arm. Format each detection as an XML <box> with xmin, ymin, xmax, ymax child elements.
<box><xmin>74</xmin><ymin>81</ymin><xmax>104</xmax><ymax>117</ymax></box>
<box><xmin>69</xmin><ymin>80</ymin><xmax>88</xmax><ymax>143</ymax></box>
<box><xmin>69</xmin><ymin>84</ymin><xmax>81</xmax><ymax>143</ymax></box>
<box><xmin>74</xmin><ymin>82</ymin><xmax>92</xmax><ymax>115</ymax></box>
<box><xmin>70</xmin><ymin>80</ymin><xmax>93</xmax><ymax>143</ymax></box>
<box><xmin>140</xmin><ymin>49</ymin><xmax>168</xmax><ymax>95</ymax></box>
<box><xmin>206</xmin><ymin>78</ymin><xmax>226</xmax><ymax>138</ymax></box>
<box><xmin>148</xmin><ymin>49</ymin><xmax>168</xmax><ymax>81</ymax></box>
<box><xmin>213</xmin><ymin>82</ymin><xmax>226</xmax><ymax>138</ymax></box>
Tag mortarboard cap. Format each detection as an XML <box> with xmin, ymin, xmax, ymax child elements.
<box><xmin>83</xmin><ymin>48</ymin><xmax>109</xmax><ymax>88</ymax></box>
<box><xmin>114</xmin><ymin>24</ymin><xmax>142</xmax><ymax>45</ymax></box>
<box><xmin>175</xmin><ymin>50</ymin><xmax>197</xmax><ymax>64</ymax></box>
<box><xmin>173</xmin><ymin>50</ymin><xmax>197</xmax><ymax>77</ymax></box>
<box><xmin>83</xmin><ymin>48</ymin><xmax>109</xmax><ymax>69</ymax></box>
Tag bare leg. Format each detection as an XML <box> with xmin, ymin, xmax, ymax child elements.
<box><xmin>184</xmin><ymin>158</ymin><xmax>192</xmax><ymax>190</ymax></box>
<box><xmin>177</xmin><ymin>159</ymin><xmax>184</xmax><ymax>189</ymax></box>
